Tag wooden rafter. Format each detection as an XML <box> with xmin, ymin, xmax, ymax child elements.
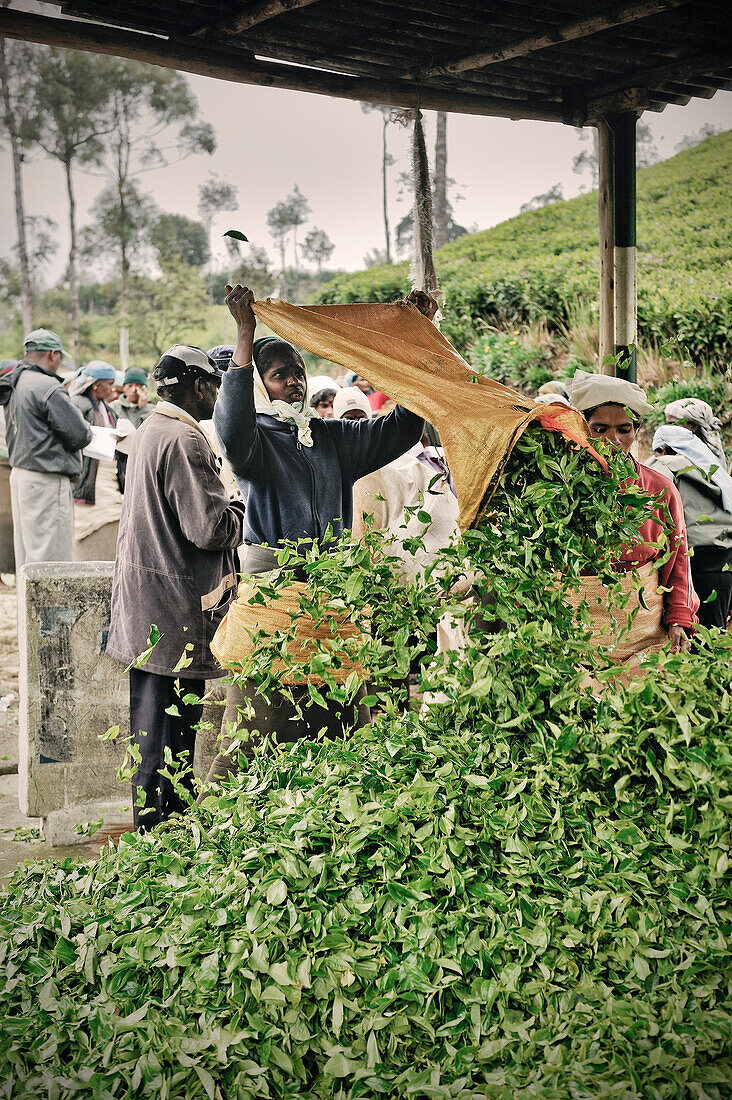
<box><xmin>585</xmin><ymin>48</ymin><xmax>732</xmax><ymax>117</ymax></box>
<box><xmin>424</xmin><ymin>0</ymin><xmax>690</xmax><ymax>77</ymax></box>
<box><xmin>0</xmin><ymin>7</ymin><xmax>563</xmax><ymax>121</ymax></box>
<box><xmin>192</xmin><ymin>0</ymin><xmax>321</xmax><ymax>40</ymax></box>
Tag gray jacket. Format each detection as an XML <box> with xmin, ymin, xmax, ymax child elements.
<box><xmin>110</xmin><ymin>394</ymin><xmax>154</xmax><ymax>430</ymax></box>
<box><xmin>0</xmin><ymin>360</ymin><xmax>92</xmax><ymax>477</ymax></box>
<box><xmin>106</xmin><ymin>405</ymin><xmax>246</xmax><ymax>679</ymax></box>
<box><xmin>647</xmin><ymin>453</ymin><xmax>732</xmax><ymax>551</ymax></box>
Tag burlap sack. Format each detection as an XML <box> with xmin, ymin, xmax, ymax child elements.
<box><xmin>251</xmin><ymin>298</ymin><xmax>607</xmax><ymax>531</ymax></box>
<box><xmin>211</xmin><ymin>579</ymin><xmax>367</xmax><ymax>684</ymax></box>
<box><xmin>567</xmin><ymin>562</ymin><xmax>668</xmax><ymax>661</ymax></box>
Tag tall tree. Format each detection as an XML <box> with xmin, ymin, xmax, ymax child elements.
<box><xmin>91</xmin><ymin>60</ymin><xmax>216</xmax><ymax>364</ymax></box>
<box><xmin>433</xmin><ymin>112</ymin><xmax>449</xmax><ymax>249</ymax></box>
<box><xmin>198</xmin><ymin>174</ymin><xmax>238</xmax><ymax>300</ymax></box>
<box><xmin>265</xmin><ymin>187</ymin><xmax>311</xmax><ymax>297</ymax></box>
<box><xmin>0</xmin><ymin>31</ymin><xmax>41</xmax><ymax>333</ymax></box>
<box><xmin>360</xmin><ymin>104</ymin><xmax>399</xmax><ymax>264</ymax></box>
<box><xmin>302</xmin><ymin>227</ymin><xmax>335</xmax><ymax>274</ymax></box>
<box><xmin>151</xmin><ymin>212</ymin><xmax>209</xmax><ymax>269</ymax></box>
<box><xmin>285</xmin><ymin>185</ymin><xmax>311</xmax><ymax>280</ymax></box>
<box><xmin>26</xmin><ymin>48</ymin><xmax>114</xmax><ymax>361</ymax></box>
<box><xmin>266</xmin><ymin>200</ymin><xmax>291</xmax><ymax>297</ymax></box>
<box><xmin>129</xmin><ymin>256</ymin><xmax>209</xmax><ymax>359</ymax></box>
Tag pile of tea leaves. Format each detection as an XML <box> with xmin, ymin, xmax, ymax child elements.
<box><xmin>1</xmin><ymin>428</ymin><xmax>730</xmax><ymax>1099</ymax></box>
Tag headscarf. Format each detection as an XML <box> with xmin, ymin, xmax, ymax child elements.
<box><xmin>538</xmin><ymin>379</ymin><xmax>570</xmax><ymax>400</ymax></box>
<box><xmin>569</xmin><ymin>369</ymin><xmax>654</xmax><ymax>417</ymax></box>
<box><xmin>652</xmin><ymin>424</ymin><xmax>732</xmax><ymax>513</ymax></box>
<box><xmin>664</xmin><ymin>397</ymin><xmax>727</xmax><ymax>469</ymax></box>
<box><xmin>68</xmin><ymin>360</ymin><xmax>116</xmax><ymax>397</ymax></box>
<box><xmin>253</xmin><ymin>336</ymin><xmax>315</xmax><ymax>447</ymax></box>
<box><xmin>535</xmin><ymin>392</ymin><xmax>570</xmax><ymax>406</ymax></box>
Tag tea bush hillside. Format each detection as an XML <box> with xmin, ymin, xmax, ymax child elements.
<box><xmin>317</xmin><ymin>131</ymin><xmax>732</xmax><ymax>371</ymax></box>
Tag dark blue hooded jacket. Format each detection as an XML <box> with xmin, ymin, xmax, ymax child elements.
<box><xmin>214</xmin><ymin>367</ymin><xmax>424</xmax><ymax>548</ymax></box>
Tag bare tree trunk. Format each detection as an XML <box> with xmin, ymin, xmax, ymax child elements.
<box><xmin>119</xmin><ymin>252</ymin><xmax>130</xmax><ymax>370</ymax></box>
<box><xmin>382</xmin><ymin>115</ymin><xmax>392</xmax><ymax>264</ymax></box>
<box><xmin>64</xmin><ymin>155</ymin><xmax>81</xmax><ymax>363</ymax></box>
<box><xmin>119</xmin><ymin>177</ymin><xmax>130</xmax><ymax>368</ymax></box>
<box><xmin>0</xmin><ymin>37</ymin><xmax>33</xmax><ymax>333</ymax></box>
<box><xmin>433</xmin><ymin>111</ymin><xmax>448</xmax><ymax>249</ymax></box>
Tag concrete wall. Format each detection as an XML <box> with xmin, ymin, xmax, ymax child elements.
<box><xmin>18</xmin><ymin>562</ymin><xmax>222</xmax><ymax>843</ymax></box>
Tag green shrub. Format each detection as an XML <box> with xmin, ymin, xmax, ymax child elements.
<box><xmin>468</xmin><ymin>331</ymin><xmax>553</xmax><ymax>391</ymax></box>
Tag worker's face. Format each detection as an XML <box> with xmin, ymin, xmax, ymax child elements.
<box><xmin>314</xmin><ymin>395</ymin><xmax>334</xmax><ymax>418</ymax></box>
<box><xmin>262</xmin><ymin>356</ymin><xmax>307</xmax><ymax>405</ymax></box>
<box><xmin>351</xmin><ymin>376</ymin><xmax>372</xmax><ymax>395</ymax></box>
<box><xmin>124</xmin><ymin>382</ymin><xmax>147</xmax><ymax>406</ymax></box>
<box><xmin>585</xmin><ymin>403</ymin><xmax>637</xmax><ymax>455</ymax></box>
<box><xmin>92</xmin><ymin>379</ymin><xmax>116</xmax><ymax>403</ymax></box>
<box><xmin>341</xmin><ymin>409</ymin><xmax>368</xmax><ymax>422</ymax></box>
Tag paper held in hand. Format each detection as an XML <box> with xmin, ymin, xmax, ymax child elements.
<box><xmin>82</xmin><ymin>418</ymin><xmax>135</xmax><ymax>462</ymax></box>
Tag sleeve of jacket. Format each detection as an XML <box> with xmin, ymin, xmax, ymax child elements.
<box><xmin>213</xmin><ymin>368</ymin><xmax>264</xmax><ymax>480</ymax></box>
<box><xmin>333</xmin><ymin>404</ymin><xmax>424</xmax><ymax>482</ymax></box>
<box><xmin>656</xmin><ymin>478</ymin><xmax>699</xmax><ymax>629</ymax></box>
<box><xmin>44</xmin><ymin>388</ymin><xmax>93</xmax><ymax>452</ymax></box>
<box><xmin>163</xmin><ymin>427</ymin><xmax>246</xmax><ymax>551</ymax></box>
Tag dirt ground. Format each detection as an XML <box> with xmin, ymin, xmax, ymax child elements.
<box><xmin>0</xmin><ymin>577</ymin><xmax>109</xmax><ymax>877</ymax></box>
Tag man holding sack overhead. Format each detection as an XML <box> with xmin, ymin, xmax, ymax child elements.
<box><xmin>107</xmin><ymin>345</ymin><xmax>245</xmax><ymax>831</ymax></box>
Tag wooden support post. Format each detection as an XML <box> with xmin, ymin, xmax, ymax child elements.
<box><xmin>597</xmin><ymin>119</ymin><xmax>614</xmax><ymax>374</ymax></box>
<box><xmin>610</xmin><ymin>112</ymin><xmax>637</xmax><ymax>382</ymax></box>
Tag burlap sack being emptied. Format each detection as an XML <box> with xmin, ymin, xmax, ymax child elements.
<box><xmin>567</xmin><ymin>562</ymin><xmax>668</xmax><ymax>670</ymax></box>
<box><xmin>211</xmin><ymin>580</ymin><xmax>367</xmax><ymax>684</ymax></box>
<box><xmin>251</xmin><ymin>297</ymin><xmax>607</xmax><ymax>531</ymax></box>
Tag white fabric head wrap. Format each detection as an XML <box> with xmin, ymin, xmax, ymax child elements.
<box><xmin>569</xmin><ymin>369</ymin><xmax>654</xmax><ymax>416</ymax></box>
<box><xmin>253</xmin><ymin>349</ymin><xmax>315</xmax><ymax>448</ymax></box>
<box><xmin>664</xmin><ymin>397</ymin><xmax>727</xmax><ymax>468</ymax></box>
<box><xmin>652</xmin><ymin>424</ymin><xmax>732</xmax><ymax>513</ymax></box>
<box><xmin>664</xmin><ymin>397</ymin><xmax>721</xmax><ymax>433</ymax></box>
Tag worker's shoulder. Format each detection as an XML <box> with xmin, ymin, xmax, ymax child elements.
<box><xmin>16</xmin><ymin>364</ymin><xmax>65</xmax><ymax>402</ymax></box>
<box><xmin>637</xmin><ymin>459</ymin><xmax>683</xmax><ymax>500</ymax></box>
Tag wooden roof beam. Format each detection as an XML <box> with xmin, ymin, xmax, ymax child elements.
<box><xmin>583</xmin><ymin>48</ymin><xmax>732</xmax><ymax>117</ymax></box>
<box><xmin>191</xmin><ymin>0</ymin><xmax>322</xmax><ymax>40</ymax></box>
<box><xmin>424</xmin><ymin>0</ymin><xmax>690</xmax><ymax>77</ymax></box>
<box><xmin>0</xmin><ymin>7</ymin><xmax>564</xmax><ymax>122</ymax></box>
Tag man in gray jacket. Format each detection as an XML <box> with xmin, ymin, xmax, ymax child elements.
<box><xmin>106</xmin><ymin>345</ymin><xmax>245</xmax><ymax>831</ymax></box>
<box><xmin>0</xmin><ymin>329</ymin><xmax>92</xmax><ymax>568</ymax></box>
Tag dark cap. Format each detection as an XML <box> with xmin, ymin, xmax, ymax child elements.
<box><xmin>153</xmin><ymin>345</ymin><xmax>223</xmax><ymax>387</ymax></box>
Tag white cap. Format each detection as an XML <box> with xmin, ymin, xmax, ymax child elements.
<box><xmin>333</xmin><ymin>386</ymin><xmax>372</xmax><ymax>419</ymax></box>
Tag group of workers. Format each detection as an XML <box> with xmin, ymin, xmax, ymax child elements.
<box><xmin>1</xmin><ymin>286</ymin><xmax>730</xmax><ymax>832</ymax></box>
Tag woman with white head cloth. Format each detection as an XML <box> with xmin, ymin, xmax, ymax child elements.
<box><xmin>201</xmin><ymin>284</ymin><xmax>427</xmax><ymax>790</ymax></box>
<box><xmin>664</xmin><ymin>397</ymin><xmax>727</xmax><ymax>471</ymax></box>
<box><xmin>569</xmin><ymin>370</ymin><xmax>699</xmax><ymax>652</ymax></box>
<box><xmin>69</xmin><ymin>360</ymin><xmax>124</xmax><ymax>560</ymax></box>
<box><xmin>649</xmin><ymin>423</ymin><xmax>732</xmax><ymax>629</ymax></box>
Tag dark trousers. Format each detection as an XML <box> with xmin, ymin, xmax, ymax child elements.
<box><xmin>692</xmin><ymin>546</ymin><xmax>732</xmax><ymax>630</ymax></box>
<box><xmin>202</xmin><ymin>679</ymin><xmax>370</xmax><ymax>790</ymax></box>
<box><xmin>129</xmin><ymin>667</ymin><xmax>204</xmax><ymax>831</ymax></box>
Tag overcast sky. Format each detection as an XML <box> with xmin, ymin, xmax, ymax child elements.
<box><xmin>1</xmin><ymin>2</ymin><xmax>730</xmax><ymax>284</ymax></box>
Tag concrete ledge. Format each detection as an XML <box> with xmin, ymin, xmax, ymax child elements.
<box><xmin>44</xmin><ymin>800</ymin><xmax>134</xmax><ymax>847</ymax></box>
<box><xmin>18</xmin><ymin>562</ymin><xmax>224</xmax><ymax>842</ymax></box>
